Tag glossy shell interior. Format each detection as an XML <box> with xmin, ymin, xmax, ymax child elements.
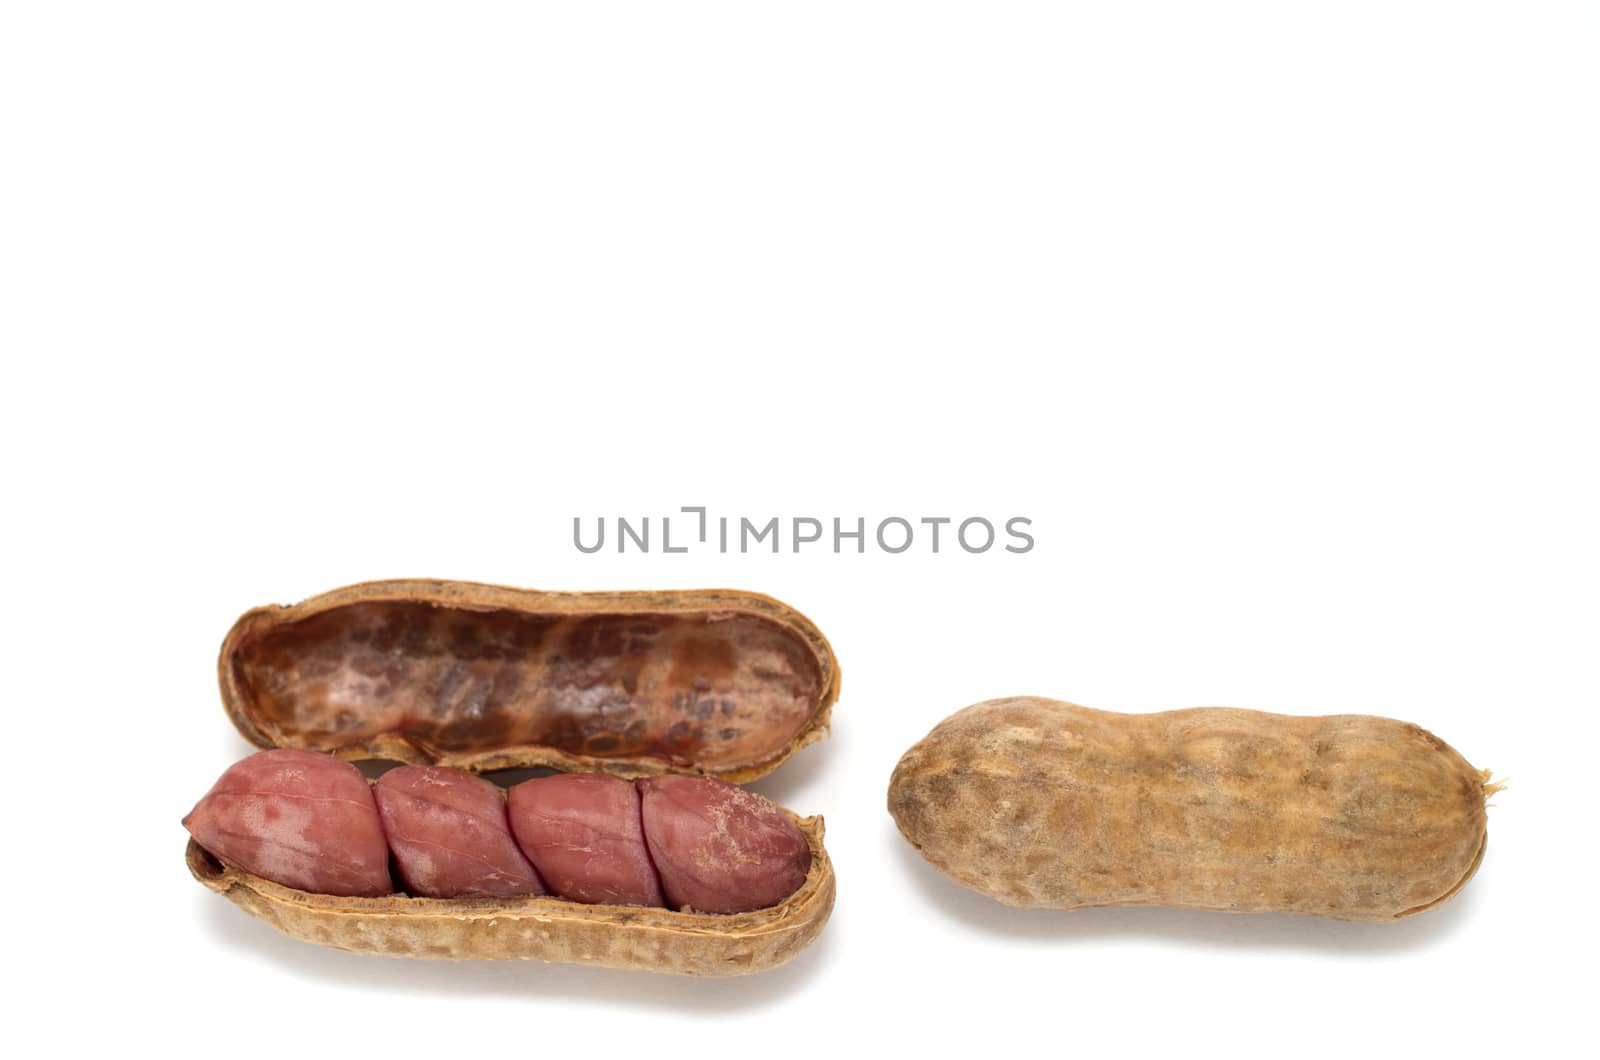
<box><xmin>220</xmin><ymin>580</ymin><xmax>840</xmax><ymax>782</ymax></box>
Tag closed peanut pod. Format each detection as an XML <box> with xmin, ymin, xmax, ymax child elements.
<box><xmin>375</xmin><ymin>766</ymin><xmax>545</xmax><ymax>899</ymax></box>
<box><xmin>888</xmin><ymin>697</ymin><xmax>1496</xmax><ymax>921</ymax></box>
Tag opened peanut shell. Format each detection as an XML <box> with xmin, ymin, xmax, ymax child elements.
<box><xmin>191</xmin><ymin>579</ymin><xmax>840</xmax><ymax>975</ymax></box>
<box><xmin>186</xmin><ymin>812</ymin><xmax>833</xmax><ymax>974</ymax></box>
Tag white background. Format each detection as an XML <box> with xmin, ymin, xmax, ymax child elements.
<box><xmin>4</xmin><ymin>2</ymin><xmax>1596</xmax><ymax>1056</ymax></box>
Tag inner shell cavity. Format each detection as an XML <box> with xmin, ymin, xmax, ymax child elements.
<box><xmin>230</xmin><ymin>602</ymin><xmax>824</xmax><ymax>772</ymax></box>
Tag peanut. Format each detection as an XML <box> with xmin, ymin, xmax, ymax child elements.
<box><xmin>506</xmin><ymin>773</ymin><xmax>664</xmax><ymax>907</ymax></box>
<box><xmin>640</xmin><ymin>775</ymin><xmax>813</xmax><ymax>916</ymax></box>
<box><xmin>189</xmin><ymin>580</ymin><xmax>839</xmax><ymax>974</ymax></box>
<box><xmin>888</xmin><ymin>697</ymin><xmax>1496</xmax><ymax>920</ymax></box>
<box><xmin>188</xmin><ymin>753</ymin><xmax>812</xmax><ymax>915</ymax></box>
<box><xmin>182</xmin><ymin>748</ymin><xmax>391</xmax><ymax>898</ymax></box>
<box><xmin>375</xmin><ymin>765</ymin><xmax>545</xmax><ymax>899</ymax></box>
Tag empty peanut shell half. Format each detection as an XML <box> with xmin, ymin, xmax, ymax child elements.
<box><xmin>219</xmin><ymin>579</ymin><xmax>840</xmax><ymax>781</ymax></box>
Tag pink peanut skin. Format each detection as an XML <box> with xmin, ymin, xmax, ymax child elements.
<box><xmin>507</xmin><ymin>773</ymin><xmax>665</xmax><ymax>907</ymax></box>
<box><xmin>638</xmin><ymin>775</ymin><xmax>811</xmax><ymax>914</ymax></box>
<box><xmin>375</xmin><ymin>766</ymin><xmax>546</xmax><ymax>898</ymax></box>
<box><xmin>182</xmin><ymin>748</ymin><xmax>393</xmax><ymax>897</ymax></box>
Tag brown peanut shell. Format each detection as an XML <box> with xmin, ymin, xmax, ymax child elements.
<box><xmin>889</xmin><ymin>697</ymin><xmax>1496</xmax><ymax>921</ymax></box>
<box><xmin>199</xmin><ymin>579</ymin><xmax>839</xmax><ymax>973</ymax></box>
<box><xmin>219</xmin><ymin>579</ymin><xmax>840</xmax><ymax>782</ymax></box>
<box><xmin>187</xmin><ymin>813</ymin><xmax>833</xmax><ymax>975</ymax></box>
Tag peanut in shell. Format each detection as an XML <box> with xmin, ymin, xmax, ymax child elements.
<box><xmin>191</xmin><ymin>579</ymin><xmax>839</xmax><ymax>974</ymax></box>
<box><xmin>186</xmin><ymin>812</ymin><xmax>833</xmax><ymax>974</ymax></box>
<box><xmin>888</xmin><ymin>697</ymin><xmax>1497</xmax><ymax>921</ymax></box>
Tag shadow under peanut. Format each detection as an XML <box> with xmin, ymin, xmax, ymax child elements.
<box><xmin>886</xmin><ymin>821</ymin><xmax>1481</xmax><ymax>955</ymax></box>
<box><xmin>196</xmin><ymin>891</ymin><xmax>835</xmax><ymax>1010</ymax></box>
